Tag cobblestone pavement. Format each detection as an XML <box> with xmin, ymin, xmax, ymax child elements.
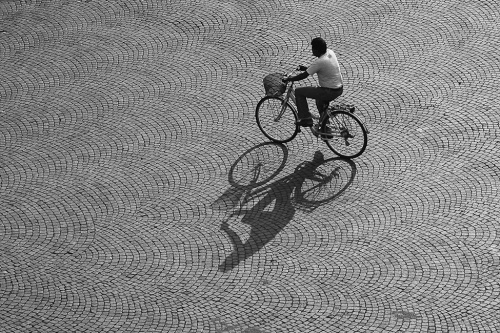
<box><xmin>2</xmin><ymin>0</ymin><xmax>500</xmax><ymax>332</ymax></box>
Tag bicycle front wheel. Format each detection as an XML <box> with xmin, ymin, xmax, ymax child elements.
<box><xmin>255</xmin><ymin>96</ymin><xmax>298</xmax><ymax>143</ymax></box>
<box><xmin>322</xmin><ymin>110</ymin><xmax>367</xmax><ymax>158</ymax></box>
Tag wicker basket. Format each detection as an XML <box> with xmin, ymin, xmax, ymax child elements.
<box><xmin>263</xmin><ymin>73</ymin><xmax>286</xmax><ymax>96</ymax></box>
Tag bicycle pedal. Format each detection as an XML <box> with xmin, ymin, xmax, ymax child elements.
<box><xmin>310</xmin><ymin>125</ymin><xmax>320</xmax><ymax>138</ymax></box>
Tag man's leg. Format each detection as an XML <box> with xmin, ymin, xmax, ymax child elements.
<box><xmin>316</xmin><ymin>99</ymin><xmax>330</xmax><ymax>116</ymax></box>
<box><xmin>317</xmin><ymin>87</ymin><xmax>343</xmax><ymax>114</ymax></box>
<box><xmin>316</xmin><ymin>87</ymin><xmax>343</xmax><ymax>138</ymax></box>
<box><xmin>295</xmin><ymin>86</ymin><xmax>327</xmax><ymax>126</ymax></box>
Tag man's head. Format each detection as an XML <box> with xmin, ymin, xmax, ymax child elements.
<box><xmin>311</xmin><ymin>37</ymin><xmax>327</xmax><ymax>57</ymax></box>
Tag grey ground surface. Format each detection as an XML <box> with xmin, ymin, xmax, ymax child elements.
<box><xmin>1</xmin><ymin>0</ymin><xmax>500</xmax><ymax>332</ymax></box>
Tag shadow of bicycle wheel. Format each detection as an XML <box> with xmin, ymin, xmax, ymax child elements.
<box><xmin>293</xmin><ymin>151</ymin><xmax>357</xmax><ymax>211</ymax></box>
<box><xmin>212</xmin><ymin>142</ymin><xmax>289</xmax><ymax>212</ymax></box>
<box><xmin>228</xmin><ymin>142</ymin><xmax>289</xmax><ymax>188</ymax></box>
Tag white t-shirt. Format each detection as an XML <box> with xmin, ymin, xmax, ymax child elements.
<box><xmin>307</xmin><ymin>49</ymin><xmax>343</xmax><ymax>89</ymax></box>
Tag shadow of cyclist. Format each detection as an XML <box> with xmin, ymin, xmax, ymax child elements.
<box><xmin>217</xmin><ymin>148</ymin><xmax>356</xmax><ymax>272</ymax></box>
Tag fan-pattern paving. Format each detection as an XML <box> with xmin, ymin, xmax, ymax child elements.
<box><xmin>1</xmin><ymin>0</ymin><xmax>500</xmax><ymax>332</ymax></box>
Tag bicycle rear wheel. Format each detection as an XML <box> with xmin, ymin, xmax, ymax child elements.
<box><xmin>321</xmin><ymin>110</ymin><xmax>367</xmax><ymax>158</ymax></box>
<box><xmin>255</xmin><ymin>96</ymin><xmax>299</xmax><ymax>143</ymax></box>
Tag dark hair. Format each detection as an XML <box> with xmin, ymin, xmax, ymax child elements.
<box><xmin>311</xmin><ymin>37</ymin><xmax>327</xmax><ymax>54</ymax></box>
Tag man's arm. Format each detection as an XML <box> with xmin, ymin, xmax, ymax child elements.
<box><xmin>284</xmin><ymin>71</ymin><xmax>309</xmax><ymax>82</ymax></box>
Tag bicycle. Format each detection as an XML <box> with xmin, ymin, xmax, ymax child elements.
<box><xmin>255</xmin><ymin>70</ymin><xmax>368</xmax><ymax>159</ymax></box>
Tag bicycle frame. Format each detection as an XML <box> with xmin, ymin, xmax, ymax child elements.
<box><xmin>284</xmin><ymin>81</ymin><xmax>296</xmax><ymax>106</ymax></box>
<box><xmin>273</xmin><ymin>81</ymin><xmax>297</xmax><ymax>122</ymax></box>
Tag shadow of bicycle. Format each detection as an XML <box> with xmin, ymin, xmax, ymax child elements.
<box><xmin>212</xmin><ymin>143</ymin><xmax>356</xmax><ymax>272</ymax></box>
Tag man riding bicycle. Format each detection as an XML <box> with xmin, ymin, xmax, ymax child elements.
<box><xmin>283</xmin><ymin>37</ymin><xmax>344</xmax><ymax>128</ymax></box>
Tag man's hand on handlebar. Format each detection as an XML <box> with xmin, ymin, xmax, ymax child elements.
<box><xmin>283</xmin><ymin>68</ymin><xmax>310</xmax><ymax>83</ymax></box>
<box><xmin>282</xmin><ymin>73</ymin><xmax>293</xmax><ymax>83</ymax></box>
<box><xmin>282</xmin><ymin>65</ymin><xmax>309</xmax><ymax>83</ymax></box>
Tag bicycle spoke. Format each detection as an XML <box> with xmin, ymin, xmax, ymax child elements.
<box><xmin>256</xmin><ymin>96</ymin><xmax>298</xmax><ymax>143</ymax></box>
<box><xmin>323</xmin><ymin>111</ymin><xmax>367</xmax><ymax>158</ymax></box>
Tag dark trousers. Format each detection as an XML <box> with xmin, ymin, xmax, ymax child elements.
<box><xmin>295</xmin><ymin>86</ymin><xmax>343</xmax><ymax>120</ymax></box>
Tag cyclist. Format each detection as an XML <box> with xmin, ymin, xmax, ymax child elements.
<box><xmin>282</xmin><ymin>37</ymin><xmax>344</xmax><ymax>128</ymax></box>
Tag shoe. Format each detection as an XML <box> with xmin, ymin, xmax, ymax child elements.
<box><xmin>296</xmin><ymin>118</ymin><xmax>313</xmax><ymax>127</ymax></box>
<box><xmin>311</xmin><ymin>124</ymin><xmax>320</xmax><ymax>137</ymax></box>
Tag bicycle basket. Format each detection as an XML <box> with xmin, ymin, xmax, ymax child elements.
<box><xmin>263</xmin><ymin>73</ymin><xmax>286</xmax><ymax>96</ymax></box>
